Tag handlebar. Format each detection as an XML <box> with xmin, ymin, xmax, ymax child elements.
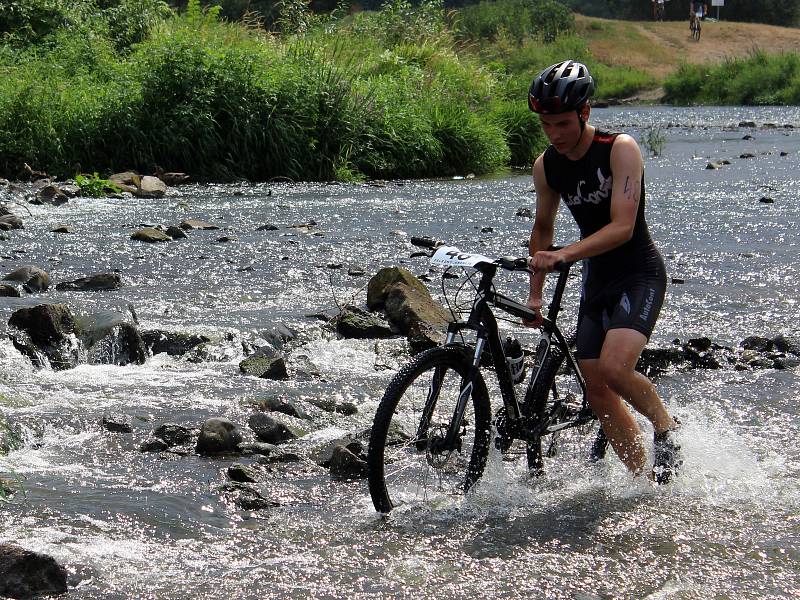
<box><xmin>496</xmin><ymin>255</ymin><xmax>570</xmax><ymax>274</ymax></box>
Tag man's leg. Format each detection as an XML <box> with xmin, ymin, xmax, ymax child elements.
<box><xmin>597</xmin><ymin>328</ymin><xmax>675</xmax><ymax>434</ymax></box>
<box><xmin>580</xmin><ymin>358</ymin><xmax>648</xmax><ymax>474</ymax></box>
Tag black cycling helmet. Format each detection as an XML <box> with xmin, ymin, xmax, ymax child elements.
<box><xmin>528</xmin><ymin>60</ymin><xmax>595</xmax><ymax>115</ymax></box>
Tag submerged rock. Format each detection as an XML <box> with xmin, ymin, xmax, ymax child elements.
<box><xmin>141</xmin><ymin>330</ymin><xmax>209</xmax><ymax>357</ymax></box>
<box><xmin>0</xmin><ymin>214</ymin><xmax>23</xmax><ymax>230</ymax></box>
<box><xmin>0</xmin><ymin>543</ymin><xmax>68</xmax><ymax>599</ymax></box>
<box><xmin>219</xmin><ymin>482</ymin><xmax>278</xmax><ymax>511</ymax></box>
<box><xmin>153</xmin><ymin>423</ymin><xmax>192</xmax><ymax>447</ymax></box>
<box><xmin>180</xmin><ymin>219</ymin><xmax>219</xmax><ymax>231</ymax></box>
<box><xmin>227</xmin><ymin>463</ymin><xmax>261</xmax><ymax>483</ymax></box>
<box><xmin>239</xmin><ymin>345</ymin><xmax>288</xmax><ymax>380</ymax></box>
<box><xmin>329</xmin><ymin>445</ymin><xmax>368</xmax><ymax>481</ymax></box>
<box><xmin>131</xmin><ymin>227</ymin><xmax>172</xmax><ymax>243</ymax></box>
<box><xmin>335</xmin><ymin>305</ymin><xmax>394</xmax><ymax>339</ymax></box>
<box><xmin>251</xmin><ymin>396</ymin><xmax>310</xmax><ymax>420</ymax></box>
<box><xmin>247</xmin><ymin>413</ymin><xmax>299</xmax><ymax>445</ymax></box>
<box><xmin>101</xmin><ymin>412</ymin><xmax>133</xmax><ymax>434</ymax></box>
<box><xmin>55</xmin><ymin>273</ymin><xmax>122</xmax><ymax>292</ymax></box>
<box><xmin>0</xmin><ymin>284</ymin><xmax>20</xmax><ymax>297</ymax></box>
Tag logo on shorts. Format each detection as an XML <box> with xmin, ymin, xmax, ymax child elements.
<box><xmin>640</xmin><ymin>287</ymin><xmax>656</xmax><ymax>321</ymax></box>
<box><xmin>620</xmin><ymin>293</ymin><xmax>631</xmax><ymax>314</ymax></box>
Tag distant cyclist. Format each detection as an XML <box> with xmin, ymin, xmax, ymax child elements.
<box><xmin>525</xmin><ymin>60</ymin><xmax>682</xmax><ymax>483</ymax></box>
<box><xmin>690</xmin><ymin>1</ymin><xmax>706</xmax><ymax>25</ymax></box>
<box><xmin>653</xmin><ymin>0</ymin><xmax>665</xmax><ymax>21</ymax></box>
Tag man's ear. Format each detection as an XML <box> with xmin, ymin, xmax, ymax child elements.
<box><xmin>580</xmin><ymin>103</ymin><xmax>591</xmax><ymax>122</ymax></box>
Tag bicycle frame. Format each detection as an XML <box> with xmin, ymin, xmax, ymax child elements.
<box><xmin>425</xmin><ymin>260</ymin><xmax>587</xmax><ymax>454</ymax></box>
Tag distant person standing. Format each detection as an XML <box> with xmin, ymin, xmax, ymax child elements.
<box><xmin>653</xmin><ymin>0</ymin><xmax>666</xmax><ymax>21</ymax></box>
<box><xmin>690</xmin><ymin>0</ymin><xmax>707</xmax><ymax>20</ymax></box>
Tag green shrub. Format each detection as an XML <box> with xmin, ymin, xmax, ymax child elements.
<box><xmin>663</xmin><ymin>51</ymin><xmax>800</xmax><ymax>105</ymax></box>
<box><xmin>487</xmin><ymin>101</ymin><xmax>547</xmax><ymax>168</ymax></box>
<box><xmin>454</xmin><ymin>0</ymin><xmax>574</xmax><ymax>44</ymax></box>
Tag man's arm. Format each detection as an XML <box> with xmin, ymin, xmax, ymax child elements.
<box><xmin>534</xmin><ymin>134</ymin><xmax>643</xmax><ymax>268</ymax></box>
<box><xmin>525</xmin><ymin>154</ymin><xmax>560</xmax><ymax>324</ymax></box>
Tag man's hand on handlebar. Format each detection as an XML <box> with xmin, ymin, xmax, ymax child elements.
<box><xmin>528</xmin><ymin>249</ymin><xmax>567</xmax><ymax>273</ymax></box>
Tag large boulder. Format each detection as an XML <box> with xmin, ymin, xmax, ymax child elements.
<box><xmin>134</xmin><ymin>175</ymin><xmax>167</xmax><ymax>199</ymax></box>
<box><xmin>196</xmin><ymin>418</ymin><xmax>242</xmax><ymax>455</ymax></box>
<box><xmin>366</xmin><ymin>267</ymin><xmax>430</xmax><ymax>311</ymax></box>
<box><xmin>8</xmin><ymin>304</ymin><xmax>80</xmax><ymax>370</ymax></box>
<box><xmin>55</xmin><ymin>273</ymin><xmax>122</xmax><ymax>292</ymax></box>
<box><xmin>383</xmin><ymin>282</ymin><xmax>452</xmax><ymax>335</ymax></box>
<box><xmin>3</xmin><ymin>266</ymin><xmax>50</xmax><ymax>293</ymax></box>
<box><xmin>0</xmin><ymin>543</ymin><xmax>68</xmax><ymax>598</ymax></box>
<box><xmin>8</xmin><ymin>305</ymin><xmax>147</xmax><ymax>369</ymax></box>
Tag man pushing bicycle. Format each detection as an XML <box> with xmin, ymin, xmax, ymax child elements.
<box><xmin>524</xmin><ymin>60</ymin><xmax>681</xmax><ymax>483</ymax></box>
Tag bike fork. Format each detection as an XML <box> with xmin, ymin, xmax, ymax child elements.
<box><xmin>417</xmin><ymin>335</ymin><xmax>485</xmax><ymax>453</ymax></box>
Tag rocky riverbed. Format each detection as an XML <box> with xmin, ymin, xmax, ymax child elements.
<box><xmin>0</xmin><ymin>105</ymin><xmax>798</xmax><ymax>599</ymax></box>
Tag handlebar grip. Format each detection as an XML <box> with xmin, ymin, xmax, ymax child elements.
<box><xmin>497</xmin><ymin>256</ymin><xmax>531</xmax><ymax>271</ymax></box>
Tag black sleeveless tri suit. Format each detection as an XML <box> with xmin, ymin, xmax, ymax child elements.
<box><xmin>542</xmin><ymin>129</ymin><xmax>667</xmax><ymax>359</ymax></box>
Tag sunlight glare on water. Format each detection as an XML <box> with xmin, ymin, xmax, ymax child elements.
<box><xmin>0</xmin><ymin>107</ymin><xmax>798</xmax><ymax>598</ymax></box>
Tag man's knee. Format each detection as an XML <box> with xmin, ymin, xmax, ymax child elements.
<box><xmin>596</xmin><ymin>356</ymin><xmax>636</xmax><ymax>394</ymax></box>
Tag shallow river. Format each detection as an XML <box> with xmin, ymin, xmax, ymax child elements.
<box><xmin>1</xmin><ymin>106</ymin><xmax>798</xmax><ymax>599</ymax></box>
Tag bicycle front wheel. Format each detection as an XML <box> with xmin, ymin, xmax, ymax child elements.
<box><xmin>367</xmin><ymin>344</ymin><xmax>492</xmax><ymax>514</ymax></box>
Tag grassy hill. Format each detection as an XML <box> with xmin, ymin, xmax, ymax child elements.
<box><xmin>576</xmin><ymin>14</ymin><xmax>800</xmax><ymax>82</ymax></box>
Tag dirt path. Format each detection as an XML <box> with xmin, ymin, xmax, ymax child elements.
<box><xmin>577</xmin><ymin>15</ymin><xmax>800</xmax><ymax>80</ymax></box>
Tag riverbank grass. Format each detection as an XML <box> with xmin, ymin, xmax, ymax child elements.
<box><xmin>663</xmin><ymin>50</ymin><xmax>800</xmax><ymax>105</ymax></box>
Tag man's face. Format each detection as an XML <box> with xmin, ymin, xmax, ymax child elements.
<box><xmin>538</xmin><ymin>111</ymin><xmax>582</xmax><ymax>155</ymax></box>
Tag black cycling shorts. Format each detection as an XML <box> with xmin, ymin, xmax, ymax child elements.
<box><xmin>575</xmin><ymin>266</ymin><xmax>667</xmax><ymax>360</ymax></box>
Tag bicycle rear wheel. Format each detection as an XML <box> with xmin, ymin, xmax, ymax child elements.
<box><xmin>525</xmin><ymin>341</ymin><xmax>605</xmax><ymax>475</ymax></box>
<box><xmin>367</xmin><ymin>344</ymin><xmax>492</xmax><ymax>513</ymax></box>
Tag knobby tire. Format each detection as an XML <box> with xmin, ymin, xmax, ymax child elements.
<box><xmin>367</xmin><ymin>345</ymin><xmax>492</xmax><ymax>514</ymax></box>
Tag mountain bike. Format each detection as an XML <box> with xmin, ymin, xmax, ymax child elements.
<box><xmin>367</xmin><ymin>246</ymin><xmax>608</xmax><ymax>514</ymax></box>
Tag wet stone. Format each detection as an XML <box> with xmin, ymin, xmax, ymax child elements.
<box><xmin>196</xmin><ymin>417</ymin><xmax>242</xmax><ymax>455</ymax></box>
<box><xmin>227</xmin><ymin>463</ymin><xmax>260</xmax><ymax>483</ymax></box>
<box><xmin>153</xmin><ymin>423</ymin><xmax>191</xmax><ymax>447</ymax></box>
<box><xmin>102</xmin><ymin>412</ymin><xmax>133</xmax><ymax>433</ymax></box>
<box><xmin>248</xmin><ymin>413</ymin><xmax>298</xmax><ymax>445</ymax></box>
<box><xmin>0</xmin><ymin>543</ymin><xmax>68</xmax><ymax>599</ymax></box>
<box><xmin>219</xmin><ymin>482</ymin><xmax>278</xmax><ymax>511</ymax></box>
<box><xmin>253</xmin><ymin>396</ymin><xmax>310</xmax><ymax>420</ymax></box>
<box><xmin>165</xmin><ymin>225</ymin><xmax>188</xmax><ymax>239</ymax></box>
<box><xmin>329</xmin><ymin>445</ymin><xmax>367</xmax><ymax>481</ymax></box>
<box><xmin>140</xmin><ymin>439</ymin><xmax>169</xmax><ymax>453</ymax></box>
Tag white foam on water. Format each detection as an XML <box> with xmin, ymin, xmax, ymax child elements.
<box><xmin>300</xmin><ymin>338</ymin><xmax>383</xmax><ymax>378</ymax></box>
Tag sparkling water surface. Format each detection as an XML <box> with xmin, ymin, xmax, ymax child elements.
<box><xmin>0</xmin><ymin>106</ymin><xmax>798</xmax><ymax>598</ymax></box>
